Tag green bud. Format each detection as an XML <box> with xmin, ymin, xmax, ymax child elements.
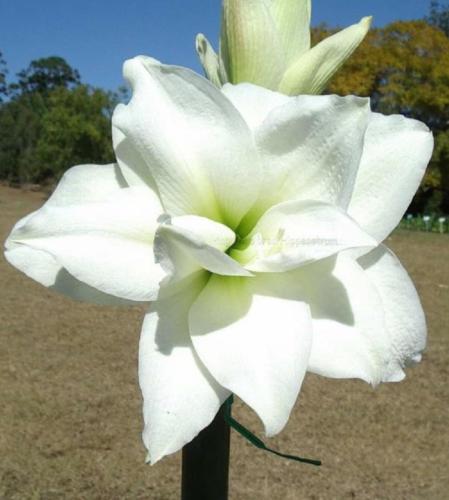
<box><xmin>220</xmin><ymin>0</ymin><xmax>286</xmax><ymax>89</ymax></box>
<box><xmin>196</xmin><ymin>33</ymin><xmax>225</xmax><ymax>87</ymax></box>
<box><xmin>279</xmin><ymin>16</ymin><xmax>373</xmax><ymax>95</ymax></box>
<box><xmin>195</xmin><ymin>0</ymin><xmax>372</xmax><ymax>96</ymax></box>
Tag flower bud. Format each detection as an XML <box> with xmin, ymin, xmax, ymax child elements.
<box><xmin>196</xmin><ymin>0</ymin><xmax>372</xmax><ymax>95</ymax></box>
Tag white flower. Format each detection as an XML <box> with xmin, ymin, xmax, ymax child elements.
<box><xmin>196</xmin><ymin>0</ymin><xmax>372</xmax><ymax>95</ymax></box>
<box><xmin>423</xmin><ymin>215</ymin><xmax>432</xmax><ymax>231</ymax></box>
<box><xmin>4</xmin><ymin>57</ymin><xmax>433</xmax><ymax>463</ymax></box>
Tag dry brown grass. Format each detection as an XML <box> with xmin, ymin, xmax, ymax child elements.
<box><xmin>1</xmin><ymin>185</ymin><xmax>448</xmax><ymax>500</ymax></box>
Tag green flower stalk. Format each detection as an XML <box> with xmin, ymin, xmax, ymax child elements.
<box><xmin>196</xmin><ymin>0</ymin><xmax>372</xmax><ymax>95</ymax></box>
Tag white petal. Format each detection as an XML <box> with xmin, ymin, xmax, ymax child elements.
<box><xmin>270</xmin><ymin>0</ymin><xmax>311</xmax><ymax>64</ymax></box>
<box><xmin>44</xmin><ymin>163</ymin><xmax>129</xmax><ymax>204</ymax></box>
<box><xmin>358</xmin><ymin>245</ymin><xmax>426</xmax><ymax>380</ymax></box>
<box><xmin>233</xmin><ymin>200</ymin><xmax>376</xmax><ymax>272</ymax></box>
<box><xmin>348</xmin><ymin>113</ymin><xmax>434</xmax><ymax>242</ymax></box>
<box><xmin>139</xmin><ymin>274</ymin><xmax>230</xmax><ymax>463</ymax></box>
<box><xmin>4</xmin><ymin>164</ymin><xmax>151</xmax><ymax>304</ymax></box>
<box><xmin>239</xmin><ymin>94</ymin><xmax>370</xmax><ymax>229</ymax></box>
<box><xmin>154</xmin><ymin>215</ymin><xmax>251</xmax><ymax>283</ymax></box>
<box><xmin>279</xmin><ymin>16</ymin><xmax>372</xmax><ymax>95</ymax></box>
<box><xmin>196</xmin><ymin>33</ymin><xmax>224</xmax><ymax>87</ymax></box>
<box><xmin>6</xmin><ymin>167</ymin><xmax>165</xmax><ymax>302</ymax></box>
<box><xmin>222</xmin><ymin>83</ymin><xmax>290</xmax><ymax>130</ymax></box>
<box><xmin>303</xmin><ymin>252</ymin><xmax>421</xmax><ymax>384</ymax></box>
<box><xmin>220</xmin><ymin>0</ymin><xmax>286</xmax><ymax>89</ymax></box>
<box><xmin>112</xmin><ymin>125</ymin><xmax>159</xmax><ymax>194</ymax></box>
<box><xmin>189</xmin><ymin>274</ymin><xmax>312</xmax><ymax>436</ymax></box>
<box><xmin>303</xmin><ymin>256</ymin><xmax>387</xmax><ymax>383</ymax></box>
<box><xmin>167</xmin><ymin>215</ymin><xmax>236</xmax><ymax>251</ymax></box>
<box><xmin>112</xmin><ymin>56</ymin><xmax>260</xmax><ymax>229</ymax></box>
<box><xmin>4</xmin><ymin>243</ymin><xmax>135</xmax><ymax>306</ymax></box>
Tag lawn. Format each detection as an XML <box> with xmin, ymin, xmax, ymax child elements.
<box><xmin>1</xmin><ymin>185</ymin><xmax>448</xmax><ymax>500</ymax></box>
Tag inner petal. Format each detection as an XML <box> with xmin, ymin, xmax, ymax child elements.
<box><xmin>154</xmin><ymin>214</ymin><xmax>252</xmax><ymax>286</ymax></box>
<box><xmin>231</xmin><ymin>199</ymin><xmax>377</xmax><ymax>273</ymax></box>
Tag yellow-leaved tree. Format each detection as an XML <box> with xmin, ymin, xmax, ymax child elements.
<box><xmin>315</xmin><ymin>20</ymin><xmax>449</xmax><ymax>214</ymax></box>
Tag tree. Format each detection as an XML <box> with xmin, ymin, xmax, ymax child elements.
<box><xmin>11</xmin><ymin>56</ymin><xmax>81</xmax><ymax>96</ymax></box>
<box><xmin>34</xmin><ymin>85</ymin><xmax>114</xmax><ymax>181</ymax></box>
<box><xmin>0</xmin><ymin>55</ymin><xmax>117</xmax><ymax>184</ymax></box>
<box><xmin>427</xmin><ymin>1</ymin><xmax>449</xmax><ymax>36</ymax></box>
<box><xmin>431</xmin><ymin>129</ymin><xmax>449</xmax><ymax>213</ymax></box>
<box><xmin>0</xmin><ymin>80</ymin><xmax>115</xmax><ymax>184</ymax></box>
<box><xmin>0</xmin><ymin>92</ymin><xmax>46</xmax><ymax>182</ymax></box>
<box><xmin>0</xmin><ymin>51</ymin><xmax>8</xmax><ymax>101</ymax></box>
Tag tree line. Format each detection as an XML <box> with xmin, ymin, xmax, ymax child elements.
<box><xmin>0</xmin><ymin>55</ymin><xmax>121</xmax><ymax>185</ymax></box>
<box><xmin>1</xmin><ymin>1</ymin><xmax>448</xmax><ymax>214</ymax></box>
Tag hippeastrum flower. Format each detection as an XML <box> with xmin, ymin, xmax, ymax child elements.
<box><xmin>5</xmin><ymin>56</ymin><xmax>433</xmax><ymax>463</ymax></box>
<box><xmin>196</xmin><ymin>0</ymin><xmax>372</xmax><ymax>95</ymax></box>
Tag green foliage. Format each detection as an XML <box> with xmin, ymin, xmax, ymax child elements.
<box><xmin>426</xmin><ymin>1</ymin><xmax>449</xmax><ymax>36</ymax></box>
<box><xmin>0</xmin><ymin>93</ymin><xmax>45</xmax><ymax>182</ymax></box>
<box><xmin>0</xmin><ymin>51</ymin><xmax>7</xmax><ymax>102</ymax></box>
<box><xmin>0</xmin><ymin>56</ymin><xmax>114</xmax><ymax>184</ymax></box>
<box><xmin>9</xmin><ymin>56</ymin><xmax>81</xmax><ymax>97</ymax></box>
<box><xmin>432</xmin><ymin>130</ymin><xmax>449</xmax><ymax>213</ymax></box>
<box><xmin>34</xmin><ymin>85</ymin><xmax>114</xmax><ymax>182</ymax></box>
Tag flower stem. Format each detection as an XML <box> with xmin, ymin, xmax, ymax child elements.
<box><xmin>181</xmin><ymin>402</ymin><xmax>230</xmax><ymax>500</ymax></box>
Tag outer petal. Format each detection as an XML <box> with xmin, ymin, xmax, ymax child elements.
<box><xmin>232</xmin><ymin>200</ymin><xmax>377</xmax><ymax>272</ymax></box>
<box><xmin>189</xmin><ymin>274</ymin><xmax>312</xmax><ymax>436</ymax></box>
<box><xmin>5</xmin><ymin>165</ymin><xmax>165</xmax><ymax>302</ymax></box>
<box><xmin>112</xmin><ymin>125</ymin><xmax>159</xmax><ymax>195</ymax></box>
<box><xmin>220</xmin><ymin>0</ymin><xmax>286</xmax><ymax>89</ymax></box>
<box><xmin>139</xmin><ymin>274</ymin><xmax>230</xmax><ymax>463</ymax></box>
<box><xmin>270</xmin><ymin>0</ymin><xmax>311</xmax><ymax>63</ymax></box>
<box><xmin>112</xmin><ymin>56</ymin><xmax>260</xmax><ymax>229</ymax></box>
<box><xmin>348</xmin><ymin>113</ymin><xmax>434</xmax><ymax>242</ymax></box>
<box><xmin>358</xmin><ymin>245</ymin><xmax>426</xmax><ymax>380</ymax></box>
<box><xmin>4</xmin><ymin>164</ymin><xmax>145</xmax><ymax>305</ymax></box>
<box><xmin>5</xmin><ymin>242</ymin><xmax>136</xmax><ymax>306</ymax></box>
<box><xmin>154</xmin><ymin>215</ymin><xmax>251</xmax><ymax>283</ymax></box>
<box><xmin>39</xmin><ymin>163</ymin><xmax>130</xmax><ymax>203</ymax></box>
<box><xmin>303</xmin><ymin>251</ymin><xmax>423</xmax><ymax>384</ymax></box>
<box><xmin>196</xmin><ymin>33</ymin><xmax>225</xmax><ymax>87</ymax></box>
<box><xmin>279</xmin><ymin>16</ymin><xmax>372</xmax><ymax>95</ymax></box>
<box><xmin>222</xmin><ymin>83</ymin><xmax>290</xmax><ymax>130</ymax></box>
<box><xmin>239</xmin><ymin>94</ymin><xmax>370</xmax><ymax>231</ymax></box>
<box><xmin>304</xmin><ymin>256</ymin><xmax>388</xmax><ymax>384</ymax></box>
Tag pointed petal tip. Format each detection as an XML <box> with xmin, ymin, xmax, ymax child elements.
<box><xmin>145</xmin><ymin>447</ymin><xmax>166</xmax><ymax>466</ymax></box>
<box><xmin>195</xmin><ymin>33</ymin><xmax>223</xmax><ymax>87</ymax></box>
<box><xmin>195</xmin><ymin>33</ymin><xmax>207</xmax><ymax>53</ymax></box>
<box><xmin>361</xmin><ymin>15</ymin><xmax>373</xmax><ymax>27</ymax></box>
<box><xmin>263</xmin><ymin>418</ymin><xmax>287</xmax><ymax>439</ymax></box>
<box><xmin>279</xmin><ymin>14</ymin><xmax>373</xmax><ymax>95</ymax></box>
<box><xmin>145</xmin><ymin>449</ymin><xmax>165</xmax><ymax>466</ymax></box>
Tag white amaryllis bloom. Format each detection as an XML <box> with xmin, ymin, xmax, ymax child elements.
<box><xmin>196</xmin><ymin>0</ymin><xmax>372</xmax><ymax>95</ymax></box>
<box><xmin>5</xmin><ymin>56</ymin><xmax>433</xmax><ymax>464</ymax></box>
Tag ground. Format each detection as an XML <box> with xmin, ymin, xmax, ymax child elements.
<box><xmin>0</xmin><ymin>185</ymin><xmax>448</xmax><ymax>500</ymax></box>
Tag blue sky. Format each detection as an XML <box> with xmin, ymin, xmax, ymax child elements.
<box><xmin>0</xmin><ymin>0</ymin><xmax>432</xmax><ymax>91</ymax></box>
